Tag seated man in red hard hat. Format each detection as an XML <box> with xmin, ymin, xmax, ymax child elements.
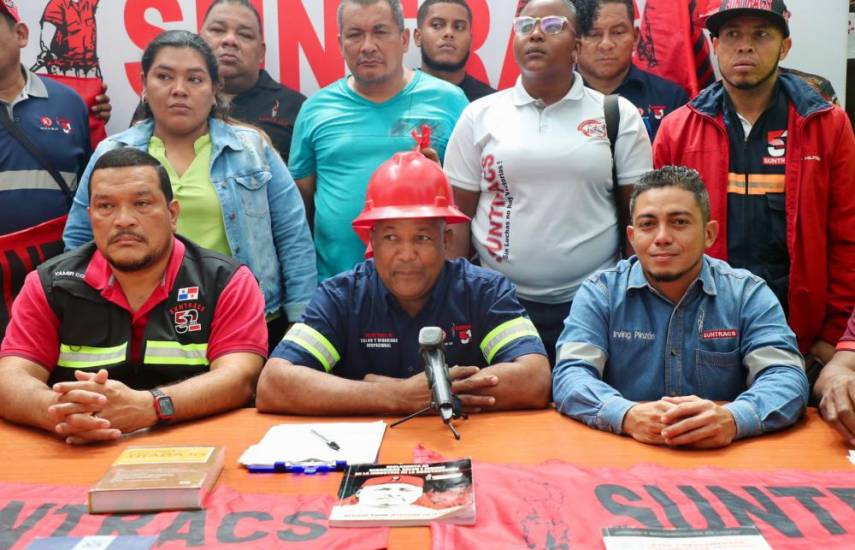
<box><xmin>256</xmin><ymin>142</ymin><xmax>551</xmax><ymax>415</ymax></box>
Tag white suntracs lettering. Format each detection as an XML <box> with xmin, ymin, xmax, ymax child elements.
<box><xmin>743</xmin><ymin>346</ymin><xmax>805</xmax><ymax>385</ymax></box>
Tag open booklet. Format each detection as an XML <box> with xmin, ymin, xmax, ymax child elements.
<box><xmin>238</xmin><ymin>421</ymin><xmax>387</xmax><ymax>471</ymax></box>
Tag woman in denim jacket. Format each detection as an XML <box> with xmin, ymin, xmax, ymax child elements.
<box><xmin>63</xmin><ymin>30</ymin><xmax>316</xmax><ymax>351</ymax></box>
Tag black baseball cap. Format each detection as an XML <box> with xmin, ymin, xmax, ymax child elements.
<box><xmin>705</xmin><ymin>0</ymin><xmax>790</xmax><ymax>38</ymax></box>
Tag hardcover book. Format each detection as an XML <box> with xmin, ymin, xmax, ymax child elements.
<box><xmin>329</xmin><ymin>459</ymin><xmax>475</xmax><ymax>527</ymax></box>
<box><xmin>88</xmin><ymin>446</ymin><xmax>224</xmax><ymax>514</ymax></box>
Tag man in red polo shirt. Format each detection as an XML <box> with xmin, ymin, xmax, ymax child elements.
<box><xmin>0</xmin><ymin>148</ymin><xmax>267</xmax><ymax>445</ymax></box>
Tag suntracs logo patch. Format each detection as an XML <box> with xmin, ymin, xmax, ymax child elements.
<box><xmin>174</xmin><ymin>309</ymin><xmax>202</xmax><ymax>333</ymax></box>
<box><xmin>37</xmin><ymin>115</ymin><xmax>73</xmax><ymax>134</ymax></box>
<box><xmin>702</xmin><ymin>329</ymin><xmax>738</xmax><ymax>340</ymax></box>
<box><xmin>453</xmin><ymin>323</ymin><xmax>472</xmax><ymax>345</ymax></box>
<box><xmin>764</xmin><ymin>130</ymin><xmax>787</xmax><ymax>165</ymax></box>
<box><xmin>650</xmin><ymin>105</ymin><xmax>666</xmax><ymax>120</ymax></box>
<box><xmin>577</xmin><ymin>118</ymin><xmax>606</xmax><ymax>139</ymax></box>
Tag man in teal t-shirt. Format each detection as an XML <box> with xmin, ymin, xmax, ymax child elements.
<box><xmin>289</xmin><ymin>0</ymin><xmax>468</xmax><ymax>281</ymax></box>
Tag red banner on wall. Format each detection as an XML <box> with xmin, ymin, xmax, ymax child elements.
<box><xmin>432</xmin><ymin>462</ymin><xmax>855</xmax><ymax>550</ymax></box>
<box><xmin>0</xmin><ymin>483</ymin><xmax>387</xmax><ymax>550</ymax></box>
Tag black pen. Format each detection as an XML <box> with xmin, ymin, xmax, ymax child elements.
<box><xmin>310</xmin><ymin>428</ymin><xmax>341</xmax><ymax>451</ymax></box>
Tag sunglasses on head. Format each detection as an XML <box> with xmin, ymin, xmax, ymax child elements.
<box><xmin>512</xmin><ymin>15</ymin><xmax>569</xmax><ymax>37</ymax></box>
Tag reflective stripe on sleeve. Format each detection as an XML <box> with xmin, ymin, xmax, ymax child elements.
<box><xmin>144</xmin><ymin>341</ymin><xmax>209</xmax><ymax>366</ymax></box>
<box><xmin>557</xmin><ymin>342</ymin><xmax>608</xmax><ymax>376</ymax></box>
<box><xmin>57</xmin><ymin>343</ymin><xmax>128</xmax><ymax>368</ymax></box>
<box><xmin>479</xmin><ymin>317</ymin><xmax>540</xmax><ymax>363</ymax></box>
<box><xmin>744</xmin><ymin>346</ymin><xmax>804</xmax><ymax>385</ymax></box>
<box><xmin>283</xmin><ymin>323</ymin><xmax>340</xmax><ymax>372</ymax></box>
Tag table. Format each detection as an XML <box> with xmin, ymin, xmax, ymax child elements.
<box><xmin>1</xmin><ymin>407</ymin><xmax>848</xmax><ymax>548</ymax></box>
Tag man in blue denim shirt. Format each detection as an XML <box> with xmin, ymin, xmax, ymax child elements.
<box><xmin>553</xmin><ymin>166</ymin><xmax>808</xmax><ymax>448</ymax></box>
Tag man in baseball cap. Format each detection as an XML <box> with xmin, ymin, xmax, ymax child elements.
<box><xmin>654</xmin><ymin>0</ymin><xmax>855</xmax><ymax>397</ymax></box>
<box><xmin>257</xmin><ymin>139</ymin><xmax>550</xmax><ymax>417</ymax></box>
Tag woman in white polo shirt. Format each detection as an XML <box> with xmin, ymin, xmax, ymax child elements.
<box><xmin>444</xmin><ymin>0</ymin><xmax>652</xmax><ymax>365</ymax></box>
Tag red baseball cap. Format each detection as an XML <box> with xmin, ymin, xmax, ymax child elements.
<box><xmin>0</xmin><ymin>0</ymin><xmax>20</xmax><ymax>23</ymax></box>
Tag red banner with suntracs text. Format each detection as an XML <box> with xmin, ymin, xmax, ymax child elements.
<box><xmin>431</xmin><ymin>461</ymin><xmax>855</xmax><ymax>550</ymax></box>
<box><xmin>0</xmin><ymin>483</ymin><xmax>387</xmax><ymax>550</ymax></box>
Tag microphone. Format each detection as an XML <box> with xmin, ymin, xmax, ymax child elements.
<box><xmin>419</xmin><ymin>326</ymin><xmax>455</xmax><ymax>424</ymax></box>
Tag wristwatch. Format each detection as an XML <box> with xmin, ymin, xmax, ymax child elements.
<box><xmin>149</xmin><ymin>388</ymin><xmax>175</xmax><ymax>425</ymax></box>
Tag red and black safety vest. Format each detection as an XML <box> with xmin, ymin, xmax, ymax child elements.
<box><xmin>38</xmin><ymin>237</ymin><xmax>241</xmax><ymax>388</ymax></box>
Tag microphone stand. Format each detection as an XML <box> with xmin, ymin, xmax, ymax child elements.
<box><xmin>390</xmin><ymin>396</ymin><xmax>468</xmax><ymax>440</ymax></box>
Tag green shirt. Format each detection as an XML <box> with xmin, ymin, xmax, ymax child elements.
<box><xmin>148</xmin><ymin>134</ymin><xmax>231</xmax><ymax>255</ymax></box>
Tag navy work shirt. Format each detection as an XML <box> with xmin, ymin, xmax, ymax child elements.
<box><xmin>722</xmin><ymin>83</ymin><xmax>789</xmax><ymax>313</ymax></box>
<box><xmin>611</xmin><ymin>64</ymin><xmax>689</xmax><ymax>140</ymax></box>
<box><xmin>271</xmin><ymin>258</ymin><xmax>546</xmax><ymax>380</ymax></box>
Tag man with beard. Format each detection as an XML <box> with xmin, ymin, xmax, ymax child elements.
<box><xmin>0</xmin><ymin>148</ymin><xmax>267</xmax><ymax>444</ymax></box>
<box><xmin>553</xmin><ymin>166</ymin><xmax>808</xmax><ymax>448</ymax></box>
<box><xmin>413</xmin><ymin>0</ymin><xmax>495</xmax><ymax>101</ymax></box>
<box><xmin>290</xmin><ymin>0</ymin><xmax>467</xmax><ymax>281</ymax></box>
<box><xmin>653</xmin><ymin>0</ymin><xmax>855</xmax><ymax>385</ymax></box>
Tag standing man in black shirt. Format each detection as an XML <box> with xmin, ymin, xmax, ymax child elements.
<box><xmin>574</xmin><ymin>0</ymin><xmax>688</xmax><ymax>140</ymax></box>
<box><xmin>200</xmin><ymin>0</ymin><xmax>305</xmax><ymax>163</ymax></box>
<box><xmin>414</xmin><ymin>0</ymin><xmax>495</xmax><ymax>102</ymax></box>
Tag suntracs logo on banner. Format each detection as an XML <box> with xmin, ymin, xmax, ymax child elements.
<box><xmin>177</xmin><ymin>286</ymin><xmax>199</xmax><ymax>301</ymax></box>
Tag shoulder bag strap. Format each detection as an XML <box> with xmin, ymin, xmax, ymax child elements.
<box><xmin>0</xmin><ymin>105</ymin><xmax>74</xmax><ymax>202</ymax></box>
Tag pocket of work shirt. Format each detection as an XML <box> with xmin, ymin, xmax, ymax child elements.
<box><xmin>233</xmin><ymin>171</ymin><xmax>273</xmax><ymax>218</ymax></box>
<box><xmin>695</xmin><ymin>348</ymin><xmax>744</xmax><ymax>402</ymax></box>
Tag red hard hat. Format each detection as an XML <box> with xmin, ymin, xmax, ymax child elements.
<box><xmin>352</xmin><ymin>150</ymin><xmax>469</xmax><ymax>246</ymax></box>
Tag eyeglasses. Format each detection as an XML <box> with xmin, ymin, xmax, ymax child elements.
<box><xmin>512</xmin><ymin>16</ymin><xmax>568</xmax><ymax>37</ymax></box>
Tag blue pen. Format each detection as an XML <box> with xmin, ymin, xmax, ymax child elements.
<box><xmin>247</xmin><ymin>459</ymin><xmax>347</xmax><ymax>474</ymax></box>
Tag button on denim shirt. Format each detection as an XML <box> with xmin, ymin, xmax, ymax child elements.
<box><xmin>553</xmin><ymin>256</ymin><xmax>808</xmax><ymax>439</ymax></box>
<box><xmin>62</xmin><ymin>118</ymin><xmax>317</xmax><ymax>321</ymax></box>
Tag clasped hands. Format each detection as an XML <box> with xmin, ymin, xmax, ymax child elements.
<box><xmin>47</xmin><ymin>369</ymin><xmax>156</xmax><ymax>445</ymax></box>
<box><xmin>364</xmin><ymin>365</ymin><xmax>499</xmax><ymax>414</ymax></box>
<box><xmin>622</xmin><ymin>395</ymin><xmax>738</xmax><ymax>449</ymax></box>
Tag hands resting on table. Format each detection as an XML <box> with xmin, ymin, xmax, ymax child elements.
<box><xmin>48</xmin><ymin>369</ymin><xmax>157</xmax><ymax>445</ymax></box>
<box><xmin>622</xmin><ymin>395</ymin><xmax>738</xmax><ymax>449</ymax></box>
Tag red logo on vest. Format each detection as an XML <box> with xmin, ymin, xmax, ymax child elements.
<box><xmin>650</xmin><ymin>105</ymin><xmax>666</xmax><ymax>120</ymax></box>
<box><xmin>174</xmin><ymin>309</ymin><xmax>202</xmax><ymax>333</ymax></box>
<box><xmin>40</xmin><ymin>116</ymin><xmax>52</xmax><ymax>128</ymax></box>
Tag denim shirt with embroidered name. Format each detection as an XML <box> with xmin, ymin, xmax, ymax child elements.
<box><xmin>62</xmin><ymin>118</ymin><xmax>316</xmax><ymax>320</ymax></box>
<box><xmin>553</xmin><ymin>255</ymin><xmax>808</xmax><ymax>439</ymax></box>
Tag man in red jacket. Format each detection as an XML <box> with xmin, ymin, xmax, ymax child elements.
<box><xmin>653</xmin><ymin>0</ymin><xmax>855</xmax><ymax>382</ymax></box>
